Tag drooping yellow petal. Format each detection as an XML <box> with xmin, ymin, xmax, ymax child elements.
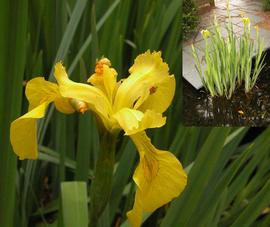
<box><xmin>10</xmin><ymin>101</ymin><xmax>51</xmax><ymax>160</ymax></box>
<box><xmin>25</xmin><ymin>77</ymin><xmax>74</xmax><ymax>114</ymax></box>
<box><xmin>10</xmin><ymin>75</ymin><xmax>77</xmax><ymax>160</ymax></box>
<box><xmin>127</xmin><ymin>190</ymin><xmax>143</xmax><ymax>227</ymax></box>
<box><xmin>127</xmin><ymin>132</ymin><xmax>187</xmax><ymax>226</ymax></box>
<box><xmin>113</xmin><ymin>51</ymin><xmax>172</xmax><ymax>112</ymax></box>
<box><xmin>54</xmin><ymin>62</ymin><xmax>113</xmax><ymax>130</ymax></box>
<box><xmin>87</xmin><ymin>58</ymin><xmax>117</xmax><ymax>103</ymax></box>
<box><xmin>113</xmin><ymin>108</ymin><xmax>166</xmax><ymax>135</ymax></box>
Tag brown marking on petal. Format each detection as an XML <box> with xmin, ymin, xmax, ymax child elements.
<box><xmin>142</xmin><ymin>154</ymin><xmax>159</xmax><ymax>181</ymax></box>
<box><xmin>149</xmin><ymin>86</ymin><xmax>157</xmax><ymax>94</ymax></box>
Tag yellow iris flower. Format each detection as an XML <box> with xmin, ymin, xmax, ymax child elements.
<box><xmin>10</xmin><ymin>50</ymin><xmax>187</xmax><ymax>226</ymax></box>
<box><xmin>242</xmin><ymin>17</ymin><xmax>250</xmax><ymax>26</ymax></box>
<box><xmin>201</xmin><ymin>29</ymin><xmax>210</xmax><ymax>39</ymax></box>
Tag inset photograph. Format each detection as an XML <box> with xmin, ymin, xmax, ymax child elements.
<box><xmin>183</xmin><ymin>0</ymin><xmax>270</xmax><ymax>126</ymax></box>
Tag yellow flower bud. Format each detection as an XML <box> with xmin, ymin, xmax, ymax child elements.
<box><xmin>242</xmin><ymin>17</ymin><xmax>250</xmax><ymax>26</ymax></box>
<box><xmin>201</xmin><ymin>29</ymin><xmax>210</xmax><ymax>39</ymax></box>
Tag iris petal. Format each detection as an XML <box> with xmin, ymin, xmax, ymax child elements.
<box><xmin>114</xmin><ymin>51</ymin><xmax>173</xmax><ymax>112</ymax></box>
<box><xmin>127</xmin><ymin>132</ymin><xmax>187</xmax><ymax>226</ymax></box>
<box><xmin>10</xmin><ymin>75</ymin><xmax>76</xmax><ymax>159</ymax></box>
<box><xmin>88</xmin><ymin>64</ymin><xmax>117</xmax><ymax>103</ymax></box>
<box><xmin>54</xmin><ymin>62</ymin><xmax>113</xmax><ymax>130</ymax></box>
<box><xmin>25</xmin><ymin>77</ymin><xmax>74</xmax><ymax>113</ymax></box>
<box><xmin>10</xmin><ymin>101</ymin><xmax>51</xmax><ymax>160</ymax></box>
<box><xmin>113</xmin><ymin>108</ymin><xmax>166</xmax><ymax>135</ymax></box>
<box><xmin>127</xmin><ymin>190</ymin><xmax>143</xmax><ymax>227</ymax></box>
<box><xmin>138</xmin><ymin>75</ymin><xmax>175</xmax><ymax>113</ymax></box>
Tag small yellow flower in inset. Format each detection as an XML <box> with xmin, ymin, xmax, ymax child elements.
<box><xmin>10</xmin><ymin>51</ymin><xmax>187</xmax><ymax>227</ymax></box>
<box><xmin>201</xmin><ymin>29</ymin><xmax>210</xmax><ymax>39</ymax></box>
<box><xmin>242</xmin><ymin>17</ymin><xmax>250</xmax><ymax>26</ymax></box>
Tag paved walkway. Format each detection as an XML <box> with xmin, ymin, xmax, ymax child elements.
<box><xmin>183</xmin><ymin>0</ymin><xmax>270</xmax><ymax>89</ymax></box>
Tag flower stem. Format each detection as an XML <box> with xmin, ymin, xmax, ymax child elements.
<box><xmin>89</xmin><ymin>130</ymin><xmax>116</xmax><ymax>226</ymax></box>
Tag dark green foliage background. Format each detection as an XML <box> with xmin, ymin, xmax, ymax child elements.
<box><xmin>264</xmin><ymin>0</ymin><xmax>270</xmax><ymax>10</ymax></box>
<box><xmin>183</xmin><ymin>0</ymin><xmax>199</xmax><ymax>40</ymax></box>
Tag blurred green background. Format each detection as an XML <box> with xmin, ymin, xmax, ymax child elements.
<box><xmin>0</xmin><ymin>0</ymin><xmax>269</xmax><ymax>227</ymax></box>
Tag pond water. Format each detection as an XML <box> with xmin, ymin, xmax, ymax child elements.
<box><xmin>183</xmin><ymin>48</ymin><xmax>270</xmax><ymax>126</ymax></box>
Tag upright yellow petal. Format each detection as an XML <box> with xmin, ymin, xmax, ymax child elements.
<box><xmin>25</xmin><ymin>77</ymin><xmax>74</xmax><ymax>114</ymax></box>
<box><xmin>54</xmin><ymin>62</ymin><xmax>113</xmax><ymax>130</ymax></box>
<box><xmin>127</xmin><ymin>132</ymin><xmax>187</xmax><ymax>226</ymax></box>
<box><xmin>113</xmin><ymin>51</ymin><xmax>172</xmax><ymax>112</ymax></box>
<box><xmin>113</xmin><ymin>108</ymin><xmax>166</xmax><ymax>135</ymax></box>
<box><xmin>26</xmin><ymin>77</ymin><xmax>57</xmax><ymax>110</ymax></box>
<box><xmin>138</xmin><ymin>75</ymin><xmax>175</xmax><ymax>113</ymax></box>
<box><xmin>87</xmin><ymin>58</ymin><xmax>117</xmax><ymax>103</ymax></box>
<box><xmin>10</xmin><ymin>101</ymin><xmax>51</xmax><ymax>160</ymax></box>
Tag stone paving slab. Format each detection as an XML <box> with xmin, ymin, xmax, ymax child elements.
<box><xmin>183</xmin><ymin>0</ymin><xmax>270</xmax><ymax>90</ymax></box>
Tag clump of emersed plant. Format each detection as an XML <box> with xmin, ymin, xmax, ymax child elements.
<box><xmin>192</xmin><ymin>15</ymin><xmax>265</xmax><ymax>99</ymax></box>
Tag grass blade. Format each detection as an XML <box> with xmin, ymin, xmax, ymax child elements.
<box><xmin>161</xmin><ymin>128</ymin><xmax>231</xmax><ymax>227</ymax></box>
<box><xmin>61</xmin><ymin>182</ymin><xmax>89</xmax><ymax>227</ymax></box>
<box><xmin>0</xmin><ymin>0</ymin><xmax>28</xmax><ymax>226</ymax></box>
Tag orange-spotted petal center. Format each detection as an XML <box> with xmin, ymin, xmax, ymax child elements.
<box><xmin>95</xmin><ymin>58</ymin><xmax>111</xmax><ymax>75</ymax></box>
<box><xmin>88</xmin><ymin>57</ymin><xmax>117</xmax><ymax>104</ymax></box>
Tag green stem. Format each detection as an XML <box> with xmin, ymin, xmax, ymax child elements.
<box><xmin>89</xmin><ymin>130</ymin><xmax>116</xmax><ymax>226</ymax></box>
